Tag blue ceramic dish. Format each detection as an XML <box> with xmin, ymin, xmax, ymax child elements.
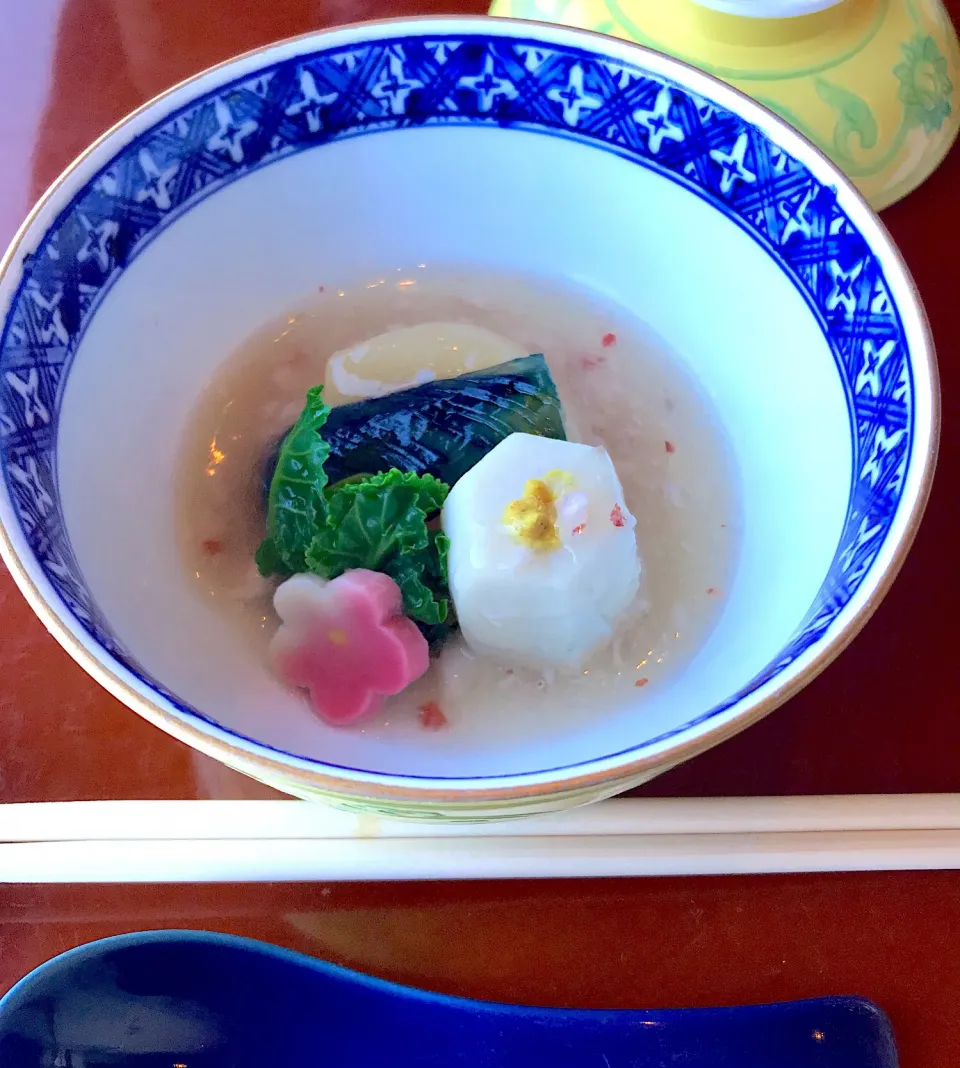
<box><xmin>0</xmin><ymin>17</ymin><xmax>939</xmax><ymax>818</ymax></box>
<box><xmin>0</xmin><ymin>930</ymin><xmax>898</xmax><ymax>1067</ymax></box>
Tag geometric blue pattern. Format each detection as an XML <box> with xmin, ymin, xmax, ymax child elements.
<box><xmin>0</xmin><ymin>33</ymin><xmax>914</xmax><ymax>776</ymax></box>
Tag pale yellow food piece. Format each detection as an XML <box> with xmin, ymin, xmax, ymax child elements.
<box><xmin>322</xmin><ymin>322</ymin><xmax>525</xmax><ymax>405</ymax></box>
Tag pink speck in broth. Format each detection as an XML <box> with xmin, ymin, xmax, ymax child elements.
<box><xmin>419</xmin><ymin>702</ymin><xmax>448</xmax><ymax>731</ymax></box>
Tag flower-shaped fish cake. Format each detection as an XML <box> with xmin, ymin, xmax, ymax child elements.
<box><xmin>271</xmin><ymin>571</ymin><xmax>429</xmax><ymax>725</ymax></box>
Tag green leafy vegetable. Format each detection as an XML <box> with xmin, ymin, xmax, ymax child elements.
<box><xmin>258</xmin><ymin>386</ymin><xmax>331</xmax><ymax>574</ymax></box>
<box><xmin>305</xmin><ymin>469</ymin><xmax>451</xmax><ymax>626</ymax></box>
<box><xmin>389</xmin><ymin>554</ymin><xmax>446</xmax><ymax>626</ymax></box>
<box><xmin>385</xmin><ymin>530</ymin><xmax>452</xmax><ymax>628</ymax></box>
<box><xmin>326</xmin><ymin>468</ymin><xmax>449</xmax><ymax>514</ymax></box>
<box><xmin>308</xmin><ymin>482</ymin><xmax>428</xmax><ymax>574</ymax></box>
<box><xmin>258</xmin><ymin>391</ymin><xmax>455</xmax><ymax>633</ymax></box>
<box><xmin>435</xmin><ymin>530</ymin><xmax>450</xmax><ymax>584</ymax></box>
<box><xmin>254</xmin><ymin>535</ymin><xmax>292</xmax><ymax>578</ymax></box>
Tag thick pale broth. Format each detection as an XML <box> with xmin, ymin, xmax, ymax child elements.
<box><xmin>176</xmin><ymin>266</ymin><xmax>741</xmax><ymax>741</ymax></box>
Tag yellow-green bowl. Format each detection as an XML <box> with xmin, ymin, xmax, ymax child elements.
<box><xmin>488</xmin><ymin>0</ymin><xmax>960</xmax><ymax>209</ymax></box>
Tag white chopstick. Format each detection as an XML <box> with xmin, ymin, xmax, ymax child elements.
<box><xmin>5</xmin><ymin>829</ymin><xmax>960</xmax><ymax>882</ymax></box>
<box><xmin>3</xmin><ymin>796</ymin><xmax>960</xmax><ymax>881</ymax></box>
<box><xmin>4</xmin><ymin>795</ymin><xmax>960</xmax><ymax>843</ymax></box>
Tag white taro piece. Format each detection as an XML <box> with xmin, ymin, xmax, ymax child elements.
<box><xmin>441</xmin><ymin>433</ymin><xmax>641</xmax><ymax>668</ymax></box>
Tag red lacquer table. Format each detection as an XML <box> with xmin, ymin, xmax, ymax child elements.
<box><xmin>1</xmin><ymin>0</ymin><xmax>959</xmax><ymax>1063</ymax></box>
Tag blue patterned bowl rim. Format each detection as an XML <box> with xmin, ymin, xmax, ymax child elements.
<box><xmin>0</xmin><ymin>18</ymin><xmax>938</xmax><ymax>797</ymax></box>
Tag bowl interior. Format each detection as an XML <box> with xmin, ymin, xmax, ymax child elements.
<box><xmin>0</xmin><ymin>23</ymin><xmax>931</xmax><ymax>785</ymax></box>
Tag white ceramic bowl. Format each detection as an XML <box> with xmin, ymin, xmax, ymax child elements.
<box><xmin>0</xmin><ymin>17</ymin><xmax>937</xmax><ymax>820</ymax></box>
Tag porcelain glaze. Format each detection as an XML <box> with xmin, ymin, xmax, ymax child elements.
<box><xmin>0</xmin><ymin>18</ymin><xmax>937</xmax><ymax>818</ymax></box>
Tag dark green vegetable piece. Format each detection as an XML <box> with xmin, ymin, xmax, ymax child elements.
<box><xmin>261</xmin><ymin>354</ymin><xmax>565</xmax><ymax>500</ymax></box>
<box><xmin>258</xmin><ymin>385</ymin><xmax>330</xmax><ymax>574</ymax></box>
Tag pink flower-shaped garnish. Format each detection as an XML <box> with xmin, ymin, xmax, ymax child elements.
<box><xmin>270</xmin><ymin>570</ymin><xmax>429</xmax><ymax>726</ymax></box>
